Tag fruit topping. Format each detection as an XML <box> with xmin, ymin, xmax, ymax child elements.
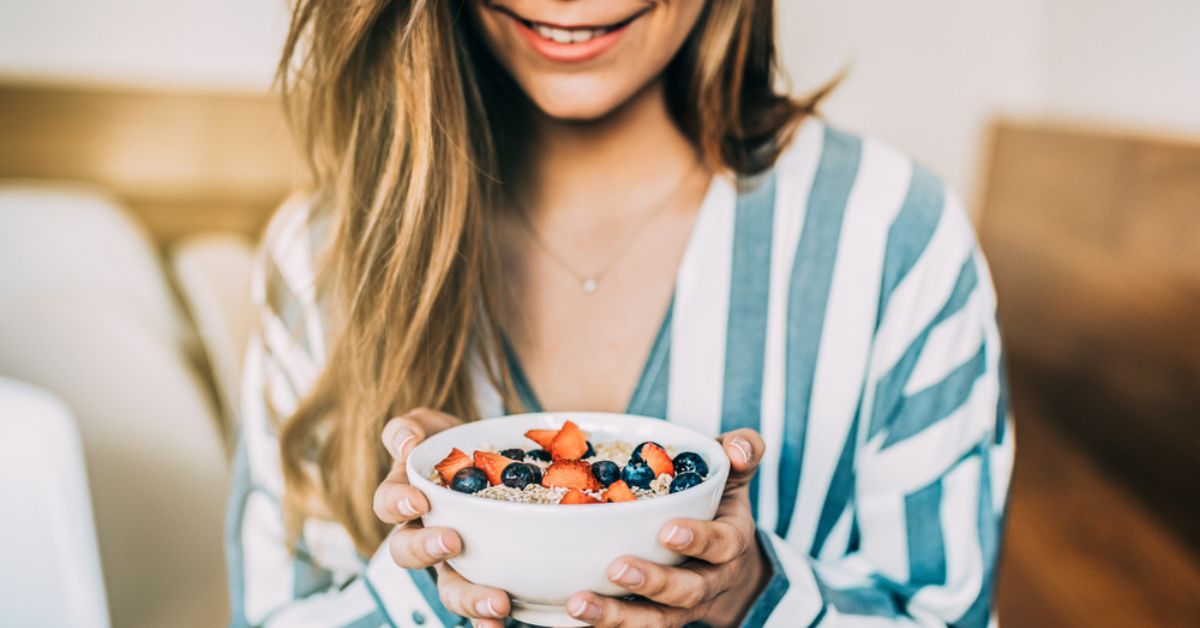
<box><xmin>584</xmin><ymin>441</ymin><xmax>596</xmax><ymax>458</ymax></box>
<box><xmin>501</xmin><ymin>462</ymin><xmax>539</xmax><ymax>488</ymax></box>
<box><xmin>450</xmin><ymin>467</ymin><xmax>488</xmax><ymax>494</ymax></box>
<box><xmin>526</xmin><ymin>448</ymin><xmax>552</xmax><ymax>462</ymax></box>
<box><xmin>499</xmin><ymin>448</ymin><xmax>526</xmax><ymax>461</ymax></box>
<box><xmin>621</xmin><ymin>461</ymin><xmax>656</xmax><ymax>489</ymax></box>
<box><xmin>550</xmin><ymin>420</ymin><xmax>589</xmax><ymax>460</ymax></box>
<box><xmin>524</xmin><ymin>429</ymin><xmax>559</xmax><ymax>450</ymax></box>
<box><xmin>542</xmin><ymin>460</ymin><xmax>600</xmax><ymax>491</ymax></box>
<box><xmin>591</xmin><ymin>460</ymin><xmax>621</xmax><ymax>487</ymax></box>
<box><xmin>630</xmin><ymin>441</ymin><xmax>664</xmax><ymax>463</ymax></box>
<box><xmin>669</xmin><ymin>472</ymin><xmax>703</xmax><ymax>493</ymax></box>
<box><xmin>638</xmin><ymin>443</ymin><xmax>675</xmax><ymax>477</ymax></box>
<box><xmin>434</xmin><ymin>448</ymin><xmax>473</xmax><ymax>484</ymax></box>
<box><xmin>672</xmin><ymin>451</ymin><xmax>708</xmax><ymax>477</ymax></box>
<box><xmin>560</xmin><ymin>488</ymin><xmax>601</xmax><ymax>505</ymax></box>
<box><xmin>603</xmin><ymin>480</ymin><xmax>636</xmax><ymax>503</ymax></box>
<box><xmin>473</xmin><ymin>450</ymin><xmax>513</xmax><ymax>486</ymax></box>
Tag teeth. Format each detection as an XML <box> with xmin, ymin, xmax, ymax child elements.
<box><xmin>531</xmin><ymin>22</ymin><xmax>609</xmax><ymax>44</ymax></box>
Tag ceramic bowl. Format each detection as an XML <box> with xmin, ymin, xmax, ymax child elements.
<box><xmin>406</xmin><ymin>412</ymin><xmax>730</xmax><ymax>627</ymax></box>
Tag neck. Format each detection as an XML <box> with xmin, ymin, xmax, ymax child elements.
<box><xmin>518</xmin><ymin>79</ymin><xmax>704</xmax><ymax>222</ymax></box>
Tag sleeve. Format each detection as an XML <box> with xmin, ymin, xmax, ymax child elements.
<box><xmin>225</xmin><ymin>200</ymin><xmax>468</xmax><ymax>628</ymax></box>
<box><xmin>745</xmin><ymin>196</ymin><xmax>1014</xmax><ymax>627</ymax></box>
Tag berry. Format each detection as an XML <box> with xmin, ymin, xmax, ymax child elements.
<box><xmin>669</xmin><ymin>472</ymin><xmax>703</xmax><ymax>493</ymax></box>
<box><xmin>550</xmin><ymin>420</ymin><xmax>589</xmax><ymax>460</ymax></box>
<box><xmin>630</xmin><ymin>441</ymin><xmax>664</xmax><ymax>463</ymax></box>
<box><xmin>542</xmin><ymin>460</ymin><xmax>601</xmax><ymax>491</ymax></box>
<box><xmin>524</xmin><ymin>429</ymin><xmax>559</xmax><ymax>450</ymax></box>
<box><xmin>672</xmin><ymin>452</ymin><xmax>709</xmax><ymax>478</ymax></box>
<box><xmin>621</xmin><ymin>461</ymin><xmax>656</xmax><ymax>489</ymax></box>
<box><xmin>603</xmin><ymin>480</ymin><xmax>637</xmax><ymax>503</ymax></box>
<box><xmin>560</xmin><ymin>488</ymin><xmax>601</xmax><ymax>505</ymax></box>
<box><xmin>638</xmin><ymin>443</ymin><xmax>675</xmax><ymax>478</ymax></box>
<box><xmin>526</xmin><ymin>449</ymin><xmax>552</xmax><ymax>462</ymax></box>
<box><xmin>591</xmin><ymin>460</ymin><xmax>621</xmax><ymax>487</ymax></box>
<box><xmin>434</xmin><ymin>448</ymin><xmax>473</xmax><ymax>484</ymax></box>
<box><xmin>501</xmin><ymin>463</ymin><xmax>538</xmax><ymax>489</ymax></box>
<box><xmin>584</xmin><ymin>441</ymin><xmax>596</xmax><ymax>458</ymax></box>
<box><xmin>499</xmin><ymin>448</ymin><xmax>526</xmax><ymax>461</ymax></box>
<box><xmin>473</xmin><ymin>451</ymin><xmax>513</xmax><ymax>486</ymax></box>
<box><xmin>450</xmin><ymin>467</ymin><xmax>488</xmax><ymax>494</ymax></box>
<box><xmin>528</xmin><ymin>464</ymin><xmax>543</xmax><ymax>486</ymax></box>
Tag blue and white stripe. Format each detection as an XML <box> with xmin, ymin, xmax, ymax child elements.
<box><xmin>227</xmin><ymin>117</ymin><xmax>1013</xmax><ymax>627</ymax></box>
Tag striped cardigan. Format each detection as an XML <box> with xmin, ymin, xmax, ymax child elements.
<box><xmin>227</xmin><ymin>117</ymin><xmax>1014</xmax><ymax>627</ymax></box>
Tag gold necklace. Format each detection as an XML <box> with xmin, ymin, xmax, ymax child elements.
<box><xmin>515</xmin><ymin>166</ymin><xmax>703</xmax><ymax>295</ymax></box>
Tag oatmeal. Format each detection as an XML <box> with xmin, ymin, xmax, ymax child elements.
<box><xmin>428</xmin><ymin>420</ymin><xmax>711</xmax><ymax>505</ymax></box>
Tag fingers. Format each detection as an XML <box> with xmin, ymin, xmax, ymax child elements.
<box><xmin>434</xmin><ymin>562</ymin><xmax>511</xmax><ymax>625</ymax></box>
<box><xmin>605</xmin><ymin>556</ymin><xmax>723</xmax><ymax>609</ymax></box>
<box><xmin>659</xmin><ymin>514</ymin><xmax>755</xmax><ymax>565</ymax></box>
<box><xmin>567</xmin><ymin>591</ymin><xmax>688</xmax><ymax>628</ymax></box>
<box><xmin>387</xmin><ymin>525</ymin><xmax>461</xmax><ymax>569</ymax></box>
<box><xmin>373</xmin><ymin>481</ymin><xmax>429</xmax><ymax>524</ymax></box>
<box><xmin>719</xmin><ymin>428</ymin><xmax>765</xmax><ymax>489</ymax></box>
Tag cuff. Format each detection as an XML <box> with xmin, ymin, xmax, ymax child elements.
<box><xmin>742</xmin><ymin>529</ymin><xmax>825</xmax><ymax>627</ymax></box>
<box><xmin>365</xmin><ymin>528</ymin><xmax>465</xmax><ymax>627</ymax></box>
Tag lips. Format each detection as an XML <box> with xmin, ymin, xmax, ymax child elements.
<box><xmin>493</xmin><ymin>4</ymin><xmax>650</xmax><ymax>63</ymax></box>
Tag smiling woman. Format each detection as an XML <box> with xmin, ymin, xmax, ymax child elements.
<box><xmin>227</xmin><ymin>1</ymin><xmax>1011</xmax><ymax>627</ymax></box>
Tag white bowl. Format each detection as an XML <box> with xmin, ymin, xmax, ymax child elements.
<box><xmin>407</xmin><ymin>412</ymin><xmax>730</xmax><ymax>627</ymax></box>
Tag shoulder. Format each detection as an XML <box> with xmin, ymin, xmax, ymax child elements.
<box><xmin>252</xmin><ymin>193</ymin><xmax>331</xmax><ymax>312</ymax></box>
<box><xmin>770</xmin><ymin>116</ymin><xmax>976</xmax><ymax>261</ymax></box>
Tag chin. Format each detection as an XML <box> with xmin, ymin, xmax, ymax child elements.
<box><xmin>522</xmin><ymin>75</ymin><xmax>642</xmax><ymax>121</ymax></box>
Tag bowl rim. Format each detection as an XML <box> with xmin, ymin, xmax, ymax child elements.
<box><xmin>406</xmin><ymin>412</ymin><xmax>731</xmax><ymax>513</ymax></box>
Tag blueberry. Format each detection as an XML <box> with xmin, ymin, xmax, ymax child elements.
<box><xmin>528</xmin><ymin>464</ymin><xmax>543</xmax><ymax>486</ymax></box>
<box><xmin>630</xmin><ymin>441</ymin><xmax>664</xmax><ymax>464</ymax></box>
<box><xmin>669</xmin><ymin>472</ymin><xmax>703</xmax><ymax>493</ymax></box>
<box><xmin>526</xmin><ymin>449</ymin><xmax>552</xmax><ymax>462</ymax></box>
<box><xmin>672</xmin><ymin>452</ymin><xmax>709</xmax><ymax>478</ymax></box>
<box><xmin>500</xmin><ymin>448</ymin><xmax>526</xmax><ymax>461</ymax></box>
<box><xmin>592</xmin><ymin>461</ymin><xmax>621</xmax><ymax>487</ymax></box>
<box><xmin>621</xmin><ymin>461</ymin><xmax>656</xmax><ymax>489</ymax></box>
<box><xmin>501</xmin><ymin>463</ymin><xmax>538</xmax><ymax>489</ymax></box>
<box><xmin>450</xmin><ymin>467</ymin><xmax>488</xmax><ymax>494</ymax></box>
<box><xmin>584</xmin><ymin>441</ymin><xmax>596</xmax><ymax>459</ymax></box>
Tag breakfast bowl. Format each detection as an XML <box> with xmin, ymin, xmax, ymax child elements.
<box><xmin>406</xmin><ymin>412</ymin><xmax>731</xmax><ymax>627</ymax></box>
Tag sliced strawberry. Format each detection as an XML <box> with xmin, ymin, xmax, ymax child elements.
<box><xmin>603</xmin><ymin>480</ymin><xmax>637</xmax><ymax>503</ymax></box>
<box><xmin>639</xmin><ymin>443</ymin><xmax>675</xmax><ymax>477</ymax></box>
<box><xmin>542</xmin><ymin>460</ymin><xmax>600</xmax><ymax>491</ymax></box>
<box><xmin>550</xmin><ymin>420</ymin><xmax>589</xmax><ymax>461</ymax></box>
<box><xmin>473</xmin><ymin>450</ymin><xmax>512</xmax><ymax>486</ymax></box>
<box><xmin>524</xmin><ymin>429</ymin><xmax>559</xmax><ymax>450</ymax></box>
<box><xmin>560</xmin><ymin>488</ymin><xmax>601</xmax><ymax>505</ymax></box>
<box><xmin>434</xmin><ymin>448</ymin><xmax>473</xmax><ymax>484</ymax></box>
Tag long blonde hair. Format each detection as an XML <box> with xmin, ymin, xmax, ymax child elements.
<box><xmin>277</xmin><ymin>0</ymin><xmax>836</xmax><ymax>554</ymax></box>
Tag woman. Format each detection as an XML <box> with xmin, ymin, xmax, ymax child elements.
<box><xmin>228</xmin><ymin>1</ymin><xmax>1013</xmax><ymax>626</ymax></box>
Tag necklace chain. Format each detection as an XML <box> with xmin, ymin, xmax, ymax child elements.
<box><xmin>515</xmin><ymin>165</ymin><xmax>702</xmax><ymax>294</ymax></box>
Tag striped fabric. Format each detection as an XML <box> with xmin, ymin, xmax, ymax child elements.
<box><xmin>227</xmin><ymin>117</ymin><xmax>1014</xmax><ymax>627</ymax></box>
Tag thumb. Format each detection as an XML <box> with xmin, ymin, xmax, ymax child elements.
<box><xmin>719</xmin><ymin>428</ymin><xmax>765</xmax><ymax>489</ymax></box>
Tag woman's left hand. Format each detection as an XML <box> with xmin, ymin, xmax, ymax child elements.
<box><xmin>566</xmin><ymin>429</ymin><xmax>770</xmax><ymax>627</ymax></box>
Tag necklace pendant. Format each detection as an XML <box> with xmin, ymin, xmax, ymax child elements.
<box><xmin>581</xmin><ymin>278</ymin><xmax>598</xmax><ymax>294</ymax></box>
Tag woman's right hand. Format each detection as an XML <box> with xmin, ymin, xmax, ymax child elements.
<box><xmin>374</xmin><ymin>408</ymin><xmax>512</xmax><ymax>627</ymax></box>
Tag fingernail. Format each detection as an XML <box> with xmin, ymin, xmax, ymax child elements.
<box><xmin>474</xmin><ymin>597</ymin><xmax>498</xmax><ymax>617</ymax></box>
<box><xmin>610</xmin><ymin>562</ymin><xmax>644</xmax><ymax>587</ymax></box>
<box><xmin>730</xmin><ymin>437</ymin><xmax>752</xmax><ymax>465</ymax></box>
<box><xmin>664</xmin><ymin>524</ymin><xmax>693</xmax><ymax>548</ymax></box>
<box><xmin>397</xmin><ymin>496</ymin><xmax>418</xmax><ymax>517</ymax></box>
<box><xmin>425</xmin><ymin>534</ymin><xmax>451</xmax><ymax>558</ymax></box>
<box><xmin>569</xmin><ymin>597</ymin><xmax>601</xmax><ymax>621</ymax></box>
<box><xmin>395</xmin><ymin>429</ymin><xmax>418</xmax><ymax>456</ymax></box>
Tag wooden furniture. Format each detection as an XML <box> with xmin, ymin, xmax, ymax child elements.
<box><xmin>977</xmin><ymin>120</ymin><xmax>1200</xmax><ymax>550</ymax></box>
<box><xmin>0</xmin><ymin>82</ymin><xmax>296</xmax><ymax>245</ymax></box>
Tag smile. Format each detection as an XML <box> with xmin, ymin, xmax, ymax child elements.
<box><xmin>494</xmin><ymin>5</ymin><xmax>651</xmax><ymax>62</ymax></box>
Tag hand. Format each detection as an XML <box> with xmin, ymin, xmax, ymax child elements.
<box><xmin>374</xmin><ymin>408</ymin><xmax>512</xmax><ymax>627</ymax></box>
<box><xmin>566</xmin><ymin>429</ymin><xmax>770</xmax><ymax>627</ymax></box>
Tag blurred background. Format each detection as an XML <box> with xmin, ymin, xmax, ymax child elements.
<box><xmin>0</xmin><ymin>1</ymin><xmax>1197</xmax><ymax>626</ymax></box>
